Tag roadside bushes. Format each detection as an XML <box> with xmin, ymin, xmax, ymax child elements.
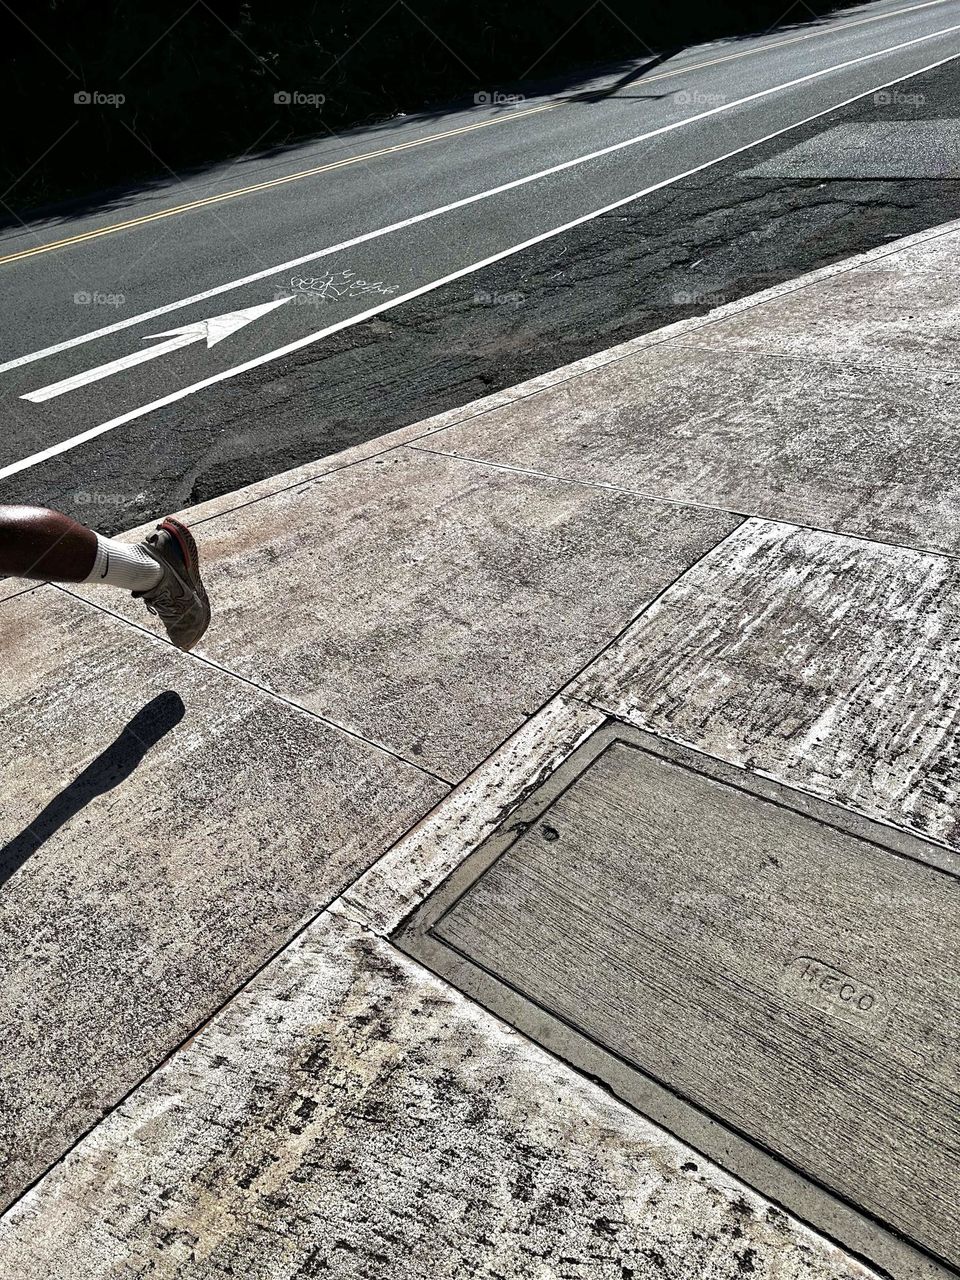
<box><xmin>1</xmin><ymin>0</ymin><xmax>859</xmax><ymax>214</ymax></box>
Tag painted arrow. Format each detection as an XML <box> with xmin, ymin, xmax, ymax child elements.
<box><xmin>21</xmin><ymin>296</ymin><xmax>293</xmax><ymax>404</ymax></box>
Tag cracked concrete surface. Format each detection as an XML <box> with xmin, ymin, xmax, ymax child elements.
<box><xmin>0</xmin><ymin>587</ymin><xmax>446</xmax><ymax>1211</ymax></box>
<box><xmin>0</xmin><ymin>911</ymin><xmax>880</xmax><ymax>1280</ymax></box>
<box><xmin>689</xmin><ymin>224</ymin><xmax>960</xmax><ymax>373</ymax></box>
<box><xmin>426</xmin><ymin>341</ymin><xmax>960</xmax><ymax>553</ymax></box>
<box><xmin>575</xmin><ymin>519</ymin><xmax>960</xmax><ymax>850</ymax></box>
<box><xmin>71</xmin><ymin>447</ymin><xmax>738</xmax><ymax>781</ymax></box>
<box><xmin>3</xmin><ymin>209</ymin><xmax>959</xmax><ymax>1276</ymax></box>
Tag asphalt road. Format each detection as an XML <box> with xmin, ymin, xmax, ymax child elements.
<box><xmin>3</xmin><ymin>0</ymin><xmax>960</xmax><ymax>529</ymax></box>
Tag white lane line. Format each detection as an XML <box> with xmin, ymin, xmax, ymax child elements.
<box><xmin>3</xmin><ymin>44</ymin><xmax>960</xmax><ymax>482</ymax></box>
<box><xmin>4</xmin><ymin>19</ymin><xmax>960</xmax><ymax>378</ymax></box>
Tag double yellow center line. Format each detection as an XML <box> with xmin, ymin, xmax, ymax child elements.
<box><xmin>0</xmin><ymin>0</ymin><xmax>950</xmax><ymax>268</ymax></box>
<box><xmin>0</xmin><ymin>104</ymin><xmax>559</xmax><ymax>267</ymax></box>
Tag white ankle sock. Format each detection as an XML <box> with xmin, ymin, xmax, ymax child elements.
<box><xmin>83</xmin><ymin>534</ymin><xmax>163</xmax><ymax>592</ymax></box>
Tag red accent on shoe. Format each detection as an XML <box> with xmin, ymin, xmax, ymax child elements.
<box><xmin>158</xmin><ymin>517</ymin><xmax>199</xmax><ymax>578</ymax></box>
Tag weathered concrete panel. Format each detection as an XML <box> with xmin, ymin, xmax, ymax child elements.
<box><xmin>76</xmin><ymin>447</ymin><xmax>736</xmax><ymax>782</ymax></box>
<box><xmin>0</xmin><ymin>579</ymin><xmax>32</xmax><ymax>603</ymax></box>
<box><xmin>427</xmin><ymin>345</ymin><xmax>960</xmax><ymax>553</ymax></box>
<box><xmin>338</xmin><ymin>695</ymin><xmax>606</xmax><ymax>936</ymax></box>
<box><xmin>431</xmin><ymin>737</ymin><xmax>960</xmax><ymax>1269</ymax></box>
<box><xmin>0</xmin><ymin>587</ymin><xmax>445</xmax><ymax>1209</ymax></box>
<box><xmin>0</xmin><ymin>909</ymin><xmax>878</xmax><ymax>1280</ymax></box>
<box><xmin>576</xmin><ymin>519</ymin><xmax>960</xmax><ymax>849</ymax></box>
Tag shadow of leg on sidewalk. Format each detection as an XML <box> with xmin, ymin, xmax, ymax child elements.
<box><xmin>0</xmin><ymin>690</ymin><xmax>186</xmax><ymax>888</ymax></box>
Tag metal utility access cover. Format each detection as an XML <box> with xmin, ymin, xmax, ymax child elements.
<box><xmin>745</xmin><ymin>120</ymin><xmax>960</xmax><ymax>178</ymax></box>
<box><xmin>397</xmin><ymin>727</ymin><xmax>960</xmax><ymax>1280</ymax></box>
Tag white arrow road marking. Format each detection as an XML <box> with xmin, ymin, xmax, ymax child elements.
<box><xmin>20</xmin><ymin>297</ymin><xmax>293</xmax><ymax>403</ymax></box>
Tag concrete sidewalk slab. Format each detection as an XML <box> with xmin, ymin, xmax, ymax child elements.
<box><xmin>423</xmin><ymin>345</ymin><xmax>960</xmax><ymax>554</ymax></box>
<box><xmin>575</xmin><ymin>518</ymin><xmax>960</xmax><ymax>853</ymax></box>
<box><xmin>338</xmin><ymin>695</ymin><xmax>608</xmax><ymax>936</ymax></box>
<box><xmin>75</xmin><ymin>447</ymin><xmax>738</xmax><ymax>781</ymax></box>
<box><xmin>0</xmin><ymin>907</ymin><xmax>879</xmax><ymax>1280</ymax></box>
<box><xmin>0</xmin><ymin>586</ymin><xmax>445</xmax><ymax>1209</ymax></box>
<box><xmin>6</xmin><ymin>217</ymin><xmax>960</xmax><ymax>1279</ymax></box>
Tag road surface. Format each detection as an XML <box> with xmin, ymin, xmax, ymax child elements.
<box><xmin>2</xmin><ymin>0</ymin><xmax>959</xmax><ymax>527</ymax></box>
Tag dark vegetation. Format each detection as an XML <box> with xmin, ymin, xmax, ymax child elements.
<box><xmin>2</xmin><ymin>0</ymin><xmax>859</xmax><ymax>217</ymax></box>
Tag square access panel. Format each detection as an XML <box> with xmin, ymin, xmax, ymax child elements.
<box><xmin>396</xmin><ymin>725</ymin><xmax>960</xmax><ymax>1280</ymax></box>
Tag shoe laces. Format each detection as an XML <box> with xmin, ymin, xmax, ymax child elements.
<box><xmin>144</xmin><ymin>584</ymin><xmax>183</xmax><ymax>621</ymax></box>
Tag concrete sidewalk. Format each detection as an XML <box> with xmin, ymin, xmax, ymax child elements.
<box><xmin>2</xmin><ymin>217</ymin><xmax>959</xmax><ymax>1279</ymax></box>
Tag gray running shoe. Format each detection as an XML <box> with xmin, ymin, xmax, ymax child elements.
<box><xmin>135</xmin><ymin>517</ymin><xmax>211</xmax><ymax>651</ymax></box>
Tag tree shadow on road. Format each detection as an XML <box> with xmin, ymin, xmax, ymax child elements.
<box><xmin>0</xmin><ymin>690</ymin><xmax>185</xmax><ymax>888</ymax></box>
<box><xmin>565</xmin><ymin>52</ymin><xmax>674</xmax><ymax>102</ymax></box>
<box><xmin>0</xmin><ymin>0</ymin><xmax>860</xmax><ymax>231</ymax></box>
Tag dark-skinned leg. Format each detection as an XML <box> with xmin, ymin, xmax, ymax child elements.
<box><xmin>0</xmin><ymin>505</ymin><xmax>97</xmax><ymax>582</ymax></box>
<box><xmin>0</xmin><ymin>504</ymin><xmax>212</xmax><ymax>651</ymax></box>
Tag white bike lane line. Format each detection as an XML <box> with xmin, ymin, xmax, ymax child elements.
<box><xmin>3</xmin><ymin>39</ymin><xmax>960</xmax><ymax>482</ymax></box>
<box><xmin>3</xmin><ymin>20</ymin><xmax>960</xmax><ymax>381</ymax></box>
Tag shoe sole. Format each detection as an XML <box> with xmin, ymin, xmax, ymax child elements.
<box><xmin>159</xmin><ymin>516</ymin><xmax>211</xmax><ymax>645</ymax></box>
<box><xmin>159</xmin><ymin>517</ymin><xmax>200</xmax><ymax>579</ymax></box>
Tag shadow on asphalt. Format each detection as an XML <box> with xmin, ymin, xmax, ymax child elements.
<box><xmin>566</xmin><ymin>52</ymin><xmax>674</xmax><ymax>102</ymax></box>
<box><xmin>0</xmin><ymin>49</ymin><xmax>676</xmax><ymax>231</ymax></box>
<box><xmin>0</xmin><ymin>4</ymin><xmax>851</xmax><ymax>232</ymax></box>
<box><xmin>0</xmin><ymin>690</ymin><xmax>185</xmax><ymax>887</ymax></box>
